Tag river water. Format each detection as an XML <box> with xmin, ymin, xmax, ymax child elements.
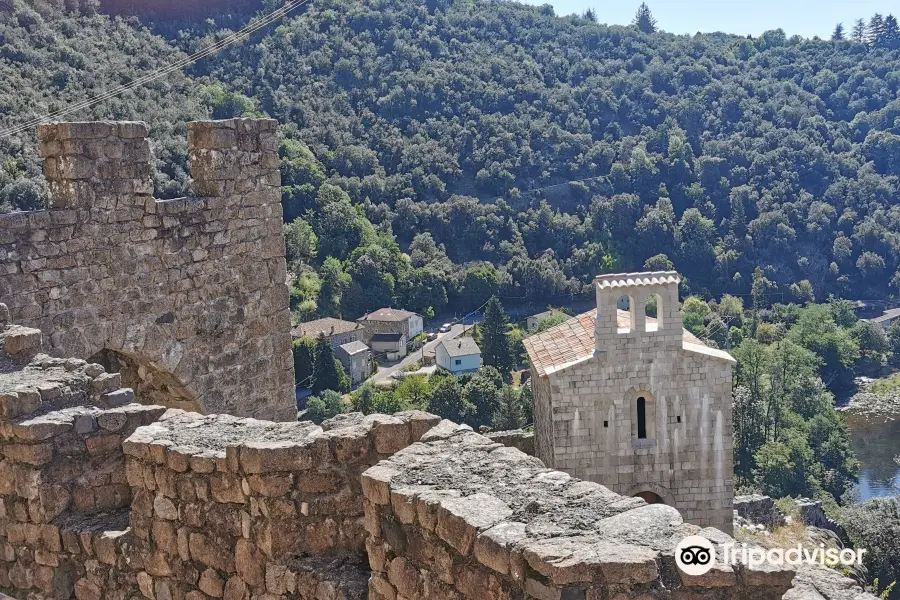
<box><xmin>846</xmin><ymin>413</ymin><xmax>900</xmax><ymax>502</ymax></box>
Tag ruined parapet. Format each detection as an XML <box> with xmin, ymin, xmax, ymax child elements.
<box><xmin>38</xmin><ymin>121</ymin><xmax>153</xmax><ymax>209</ymax></box>
<box><xmin>794</xmin><ymin>498</ymin><xmax>847</xmax><ymax>540</ymax></box>
<box><xmin>0</xmin><ymin>310</ymin><xmax>167</xmax><ymax>597</ymax></box>
<box><xmin>120</xmin><ymin>409</ymin><xmax>440</xmax><ymax>600</ymax></box>
<box><xmin>361</xmin><ymin>422</ymin><xmax>795</xmax><ymax>600</ymax></box>
<box><xmin>0</xmin><ymin>118</ymin><xmax>295</xmax><ymax>421</ymax></box>
<box><xmin>484</xmin><ymin>427</ymin><xmax>535</xmax><ymax>455</ymax></box>
<box><xmin>734</xmin><ymin>494</ymin><xmax>787</xmax><ymax>530</ymax></box>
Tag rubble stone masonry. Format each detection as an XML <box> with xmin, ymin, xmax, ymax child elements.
<box><xmin>362</xmin><ymin>419</ymin><xmax>794</xmax><ymax>600</ymax></box>
<box><xmin>0</xmin><ymin>119</ymin><xmax>295</xmax><ymax>421</ymax></box>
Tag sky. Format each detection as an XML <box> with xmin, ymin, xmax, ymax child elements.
<box><xmin>521</xmin><ymin>0</ymin><xmax>895</xmax><ymax>39</ymax></box>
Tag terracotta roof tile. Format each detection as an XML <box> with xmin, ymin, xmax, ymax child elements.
<box><xmin>522</xmin><ymin>310</ymin><xmax>707</xmax><ymax>377</ymax></box>
<box><xmin>292</xmin><ymin>317</ymin><xmax>362</xmax><ymax>339</ymax></box>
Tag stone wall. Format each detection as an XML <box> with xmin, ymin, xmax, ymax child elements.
<box><xmin>119</xmin><ymin>409</ymin><xmax>439</xmax><ymax>600</ymax></box>
<box><xmin>484</xmin><ymin>428</ymin><xmax>535</xmax><ymax>455</ymax></box>
<box><xmin>0</xmin><ymin>119</ymin><xmax>295</xmax><ymax>421</ymax></box>
<box><xmin>733</xmin><ymin>495</ymin><xmax>787</xmax><ymax>529</ymax></box>
<box><xmin>0</xmin><ymin>307</ymin><xmax>168</xmax><ymax>597</ymax></box>
<box><xmin>361</xmin><ymin>420</ymin><xmax>794</xmax><ymax>600</ymax></box>
<box><xmin>794</xmin><ymin>498</ymin><xmax>847</xmax><ymax>540</ymax></box>
<box><xmin>0</xmin><ymin>312</ymin><xmax>441</xmax><ymax>600</ymax></box>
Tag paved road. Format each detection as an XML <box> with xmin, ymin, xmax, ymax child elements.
<box><xmin>371</xmin><ymin>324</ymin><xmax>466</xmax><ymax>383</ymax></box>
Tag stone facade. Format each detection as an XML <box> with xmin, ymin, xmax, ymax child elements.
<box><xmin>0</xmin><ymin>119</ymin><xmax>295</xmax><ymax>421</ymax></box>
<box><xmin>356</xmin><ymin>309</ymin><xmax>422</xmax><ymax>345</ymax></box>
<box><xmin>524</xmin><ymin>272</ymin><xmax>736</xmax><ymax>533</ymax></box>
<box><xmin>336</xmin><ymin>341</ymin><xmax>372</xmax><ymax>387</ymax></box>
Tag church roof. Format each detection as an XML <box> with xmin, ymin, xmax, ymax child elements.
<box><xmin>594</xmin><ymin>271</ymin><xmax>680</xmax><ymax>290</ymax></box>
<box><xmin>522</xmin><ymin>309</ymin><xmax>732</xmax><ymax>378</ymax></box>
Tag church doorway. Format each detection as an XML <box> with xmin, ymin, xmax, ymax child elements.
<box><xmin>634</xmin><ymin>491</ymin><xmax>665</xmax><ymax>505</ymax></box>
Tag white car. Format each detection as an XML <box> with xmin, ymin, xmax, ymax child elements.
<box><xmin>439</xmin><ymin>323</ymin><xmax>452</xmax><ymax>333</ymax></box>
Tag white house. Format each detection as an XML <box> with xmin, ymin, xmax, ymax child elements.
<box><xmin>436</xmin><ymin>337</ymin><xmax>482</xmax><ymax>374</ymax></box>
<box><xmin>369</xmin><ymin>332</ymin><xmax>407</xmax><ymax>361</ymax></box>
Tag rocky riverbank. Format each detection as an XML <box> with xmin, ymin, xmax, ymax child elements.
<box><xmin>839</xmin><ymin>377</ymin><xmax>900</xmax><ymax>420</ymax></box>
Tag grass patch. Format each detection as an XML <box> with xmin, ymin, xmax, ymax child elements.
<box><xmin>869</xmin><ymin>374</ymin><xmax>900</xmax><ymax>396</ymax></box>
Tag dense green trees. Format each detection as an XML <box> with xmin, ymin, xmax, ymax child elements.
<box><xmin>842</xmin><ymin>498</ymin><xmax>900</xmax><ymax>597</ymax></box>
<box><xmin>6</xmin><ymin>1</ymin><xmax>900</xmax><ymax>322</ymax></box>
<box><xmin>345</xmin><ymin>365</ymin><xmax>529</xmax><ymax>430</ymax></box>
<box><xmin>311</xmin><ymin>336</ymin><xmax>350</xmax><ymax>394</ymax></box>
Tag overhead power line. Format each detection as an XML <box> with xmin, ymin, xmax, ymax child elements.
<box><xmin>0</xmin><ymin>0</ymin><xmax>312</xmax><ymax>140</ymax></box>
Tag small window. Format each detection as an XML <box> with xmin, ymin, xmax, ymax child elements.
<box><xmin>603</xmin><ymin>421</ymin><xmax>609</xmax><ymax>428</ymax></box>
<box><xmin>454</xmin><ymin>359</ymin><xmax>461</xmax><ymax>366</ymax></box>
<box><xmin>676</xmin><ymin>415</ymin><xmax>682</xmax><ymax>423</ymax></box>
<box><xmin>637</xmin><ymin>397</ymin><xmax>647</xmax><ymax>439</ymax></box>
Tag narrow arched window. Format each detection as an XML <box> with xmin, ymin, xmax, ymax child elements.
<box><xmin>637</xmin><ymin>397</ymin><xmax>647</xmax><ymax>439</ymax></box>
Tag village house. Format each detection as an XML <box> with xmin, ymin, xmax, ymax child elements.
<box><xmin>335</xmin><ymin>340</ymin><xmax>372</xmax><ymax>386</ymax></box>
<box><xmin>291</xmin><ymin>317</ymin><xmax>365</xmax><ymax>349</ymax></box>
<box><xmin>435</xmin><ymin>337</ymin><xmax>483</xmax><ymax>373</ymax></box>
<box><xmin>369</xmin><ymin>332</ymin><xmax>407</xmax><ymax>361</ymax></box>
<box><xmin>526</xmin><ymin>308</ymin><xmax>567</xmax><ymax>332</ymax></box>
<box><xmin>356</xmin><ymin>307</ymin><xmax>423</xmax><ymax>345</ymax></box>
<box><xmin>868</xmin><ymin>307</ymin><xmax>900</xmax><ymax>329</ymax></box>
<box><xmin>523</xmin><ymin>271</ymin><xmax>736</xmax><ymax>533</ymax></box>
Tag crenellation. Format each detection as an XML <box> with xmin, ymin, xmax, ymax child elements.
<box><xmin>2</xmin><ymin>119</ymin><xmax>295</xmax><ymax>421</ymax></box>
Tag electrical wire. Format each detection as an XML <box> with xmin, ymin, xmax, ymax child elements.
<box><xmin>0</xmin><ymin>0</ymin><xmax>312</xmax><ymax>139</ymax></box>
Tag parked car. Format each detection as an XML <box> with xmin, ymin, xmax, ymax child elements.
<box><xmin>427</xmin><ymin>332</ymin><xmax>438</xmax><ymax>341</ymax></box>
<box><xmin>439</xmin><ymin>323</ymin><xmax>452</xmax><ymax>333</ymax></box>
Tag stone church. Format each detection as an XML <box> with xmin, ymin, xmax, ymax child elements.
<box><xmin>523</xmin><ymin>271</ymin><xmax>736</xmax><ymax>533</ymax></box>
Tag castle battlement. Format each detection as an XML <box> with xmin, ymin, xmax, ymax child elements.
<box><xmin>0</xmin><ymin>119</ymin><xmax>294</xmax><ymax>421</ymax></box>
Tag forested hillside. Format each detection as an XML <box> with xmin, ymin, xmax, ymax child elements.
<box><xmin>0</xmin><ymin>0</ymin><xmax>213</xmax><ymax>206</ymax></box>
<box><xmin>3</xmin><ymin>0</ymin><xmax>900</xmax><ymax>319</ymax></box>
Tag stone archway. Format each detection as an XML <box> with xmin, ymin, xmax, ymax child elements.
<box><xmin>626</xmin><ymin>482</ymin><xmax>676</xmax><ymax>507</ymax></box>
<box><xmin>635</xmin><ymin>491</ymin><xmax>664</xmax><ymax>504</ymax></box>
<box><xmin>89</xmin><ymin>348</ymin><xmax>201</xmax><ymax>413</ymax></box>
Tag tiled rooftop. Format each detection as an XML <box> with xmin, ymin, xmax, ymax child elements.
<box><xmin>523</xmin><ymin>309</ymin><xmax>706</xmax><ymax>377</ymax></box>
<box><xmin>291</xmin><ymin>317</ymin><xmax>362</xmax><ymax>339</ymax></box>
<box><xmin>595</xmin><ymin>271</ymin><xmax>680</xmax><ymax>290</ymax></box>
<box><xmin>357</xmin><ymin>307</ymin><xmax>417</xmax><ymax>322</ymax></box>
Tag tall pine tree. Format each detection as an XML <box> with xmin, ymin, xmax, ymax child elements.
<box><xmin>868</xmin><ymin>13</ymin><xmax>885</xmax><ymax>46</ymax></box>
<box><xmin>851</xmin><ymin>18</ymin><xmax>867</xmax><ymax>43</ymax></box>
<box><xmin>882</xmin><ymin>14</ymin><xmax>900</xmax><ymax>49</ymax></box>
<box><xmin>480</xmin><ymin>296</ymin><xmax>514</xmax><ymax>376</ymax></box>
<box><xmin>831</xmin><ymin>23</ymin><xmax>845</xmax><ymax>41</ymax></box>
<box><xmin>312</xmin><ymin>334</ymin><xmax>349</xmax><ymax>394</ymax></box>
<box><xmin>632</xmin><ymin>2</ymin><xmax>657</xmax><ymax>34</ymax></box>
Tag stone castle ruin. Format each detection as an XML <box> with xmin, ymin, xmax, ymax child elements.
<box><xmin>0</xmin><ymin>119</ymin><xmax>295</xmax><ymax>421</ymax></box>
<box><xmin>0</xmin><ymin>120</ymin><xmax>875</xmax><ymax>600</ymax></box>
